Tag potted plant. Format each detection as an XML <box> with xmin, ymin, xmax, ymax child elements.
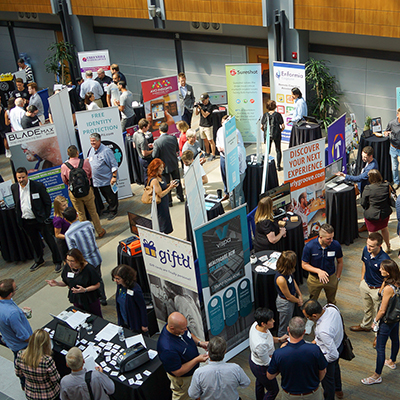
<box><xmin>364</xmin><ymin>116</ymin><xmax>372</xmax><ymax>132</ymax></box>
<box><xmin>305</xmin><ymin>58</ymin><xmax>341</xmax><ymax>131</ymax></box>
<box><xmin>45</xmin><ymin>41</ymin><xmax>75</xmax><ymax>84</ymax></box>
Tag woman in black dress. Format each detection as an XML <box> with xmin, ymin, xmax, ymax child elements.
<box><xmin>146</xmin><ymin>158</ymin><xmax>178</xmax><ymax>234</ymax></box>
<box><xmin>253</xmin><ymin>196</ymin><xmax>286</xmax><ymax>252</ymax></box>
<box><xmin>45</xmin><ymin>248</ymin><xmax>102</xmax><ymax>316</ymax></box>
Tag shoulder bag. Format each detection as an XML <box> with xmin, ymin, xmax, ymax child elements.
<box><xmin>383</xmin><ymin>286</ymin><xmax>400</xmax><ymax>324</ymax></box>
<box><xmin>141</xmin><ymin>185</ymin><xmax>161</xmax><ymax>204</ymax></box>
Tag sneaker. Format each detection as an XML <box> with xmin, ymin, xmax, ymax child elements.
<box><xmin>207</xmin><ymin>155</ymin><xmax>216</xmax><ymax>162</ymax></box>
<box><xmin>5</xmin><ymin>149</ymin><xmax>12</xmax><ymax>158</ymax></box>
<box><xmin>30</xmin><ymin>260</ymin><xmax>45</xmax><ymax>271</ymax></box>
<box><xmin>54</xmin><ymin>263</ymin><xmax>62</xmax><ymax>273</ymax></box>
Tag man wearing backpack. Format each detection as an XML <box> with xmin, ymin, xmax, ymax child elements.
<box><xmin>61</xmin><ymin>145</ymin><xmax>106</xmax><ymax>238</ymax></box>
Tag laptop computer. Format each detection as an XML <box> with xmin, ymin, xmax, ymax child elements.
<box><xmin>325</xmin><ymin>158</ymin><xmax>345</xmax><ymax>188</ymax></box>
<box><xmin>53</xmin><ymin>322</ymin><xmax>78</xmax><ymax>350</ymax></box>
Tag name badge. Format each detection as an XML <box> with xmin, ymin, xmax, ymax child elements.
<box><xmin>89</xmin><ymin>157</ymin><xmax>93</xmax><ymax>162</ymax></box>
<box><xmin>188</xmin><ymin>91</ymin><xmax>191</xmax><ymax>95</ymax></box>
<box><xmin>127</xmin><ymin>289</ymin><xmax>134</xmax><ymax>296</ymax></box>
<box><xmin>32</xmin><ymin>193</ymin><xmax>40</xmax><ymax>199</ymax></box>
<box><xmin>327</xmin><ymin>251</ymin><xmax>335</xmax><ymax>257</ymax></box>
<box><xmin>67</xmin><ymin>272</ymin><xmax>74</xmax><ymax>278</ymax></box>
<box><xmin>187</xmin><ymin>331</ymin><xmax>192</xmax><ymax>339</ymax></box>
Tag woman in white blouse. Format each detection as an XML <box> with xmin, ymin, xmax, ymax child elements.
<box><xmin>249</xmin><ymin>308</ymin><xmax>289</xmax><ymax>400</ymax></box>
<box><xmin>84</xmin><ymin>92</ymin><xmax>100</xmax><ymax>110</ymax></box>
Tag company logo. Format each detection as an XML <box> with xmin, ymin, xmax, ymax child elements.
<box><xmin>215</xmin><ymin>224</ymin><xmax>229</xmax><ymax>240</ymax></box>
<box><xmin>250</xmin><ymin>99</ymin><xmax>255</xmax><ymax>104</ymax></box>
<box><xmin>151</xmin><ymin>79</ymin><xmax>171</xmax><ymax>89</ymax></box>
<box><xmin>230</xmin><ymin>68</ymin><xmax>258</xmax><ymax>76</ymax></box>
<box><xmin>143</xmin><ymin>240</ymin><xmax>191</xmax><ymax>269</ymax></box>
<box><xmin>82</xmin><ymin>57</ymin><xmax>87</xmax><ymax>62</ymax></box>
<box><xmin>275</xmin><ymin>70</ymin><xmax>281</xmax><ymax>79</ymax></box>
<box><xmin>332</xmin><ymin>133</ymin><xmax>344</xmax><ymax>160</ymax></box>
<box><xmin>230</xmin><ymin>69</ymin><xmax>237</xmax><ymax>76</ymax></box>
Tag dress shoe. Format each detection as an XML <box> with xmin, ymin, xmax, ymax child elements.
<box><xmin>169</xmin><ymin>202</ymin><xmax>173</xmax><ymax>207</ymax></box>
<box><xmin>100</xmin><ymin>300</ymin><xmax>108</xmax><ymax>306</ymax></box>
<box><xmin>54</xmin><ymin>263</ymin><xmax>62</xmax><ymax>273</ymax></box>
<box><xmin>98</xmin><ymin>229</ymin><xmax>106</xmax><ymax>238</ymax></box>
<box><xmin>350</xmin><ymin>325</ymin><xmax>372</xmax><ymax>332</ymax></box>
<box><xmin>177</xmin><ymin>196</ymin><xmax>185</xmax><ymax>202</ymax></box>
<box><xmin>358</xmin><ymin>224</ymin><xmax>368</xmax><ymax>233</ymax></box>
<box><xmin>373</xmin><ymin>337</ymin><xmax>377</xmax><ymax>348</ymax></box>
<box><xmin>393</xmin><ymin>183</ymin><xmax>399</xmax><ymax>190</ymax></box>
<box><xmin>277</xmin><ymin>166</ymin><xmax>283</xmax><ymax>171</ymax></box>
<box><xmin>221</xmin><ymin>194</ymin><xmax>229</xmax><ymax>201</ymax></box>
<box><xmin>335</xmin><ymin>391</ymin><xmax>344</xmax><ymax>399</ymax></box>
<box><xmin>107</xmin><ymin>212</ymin><xmax>117</xmax><ymax>221</ymax></box>
<box><xmin>30</xmin><ymin>260</ymin><xmax>45</xmax><ymax>272</ymax></box>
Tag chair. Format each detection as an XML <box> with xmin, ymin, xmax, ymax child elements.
<box><xmin>247</xmin><ymin>206</ymin><xmax>257</xmax><ymax>250</ymax></box>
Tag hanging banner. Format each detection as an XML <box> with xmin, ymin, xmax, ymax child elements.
<box><xmin>224</xmin><ymin>116</ymin><xmax>240</xmax><ymax>193</ymax></box>
<box><xmin>397</xmin><ymin>87</ymin><xmax>400</xmax><ymax>111</ymax></box>
<box><xmin>327</xmin><ymin>113</ymin><xmax>347</xmax><ymax>173</ymax></box>
<box><xmin>273</xmin><ymin>62</ymin><xmax>306</xmax><ymax>142</ymax></box>
<box><xmin>76</xmin><ymin>107</ymin><xmax>132</xmax><ymax>199</ymax></box>
<box><xmin>194</xmin><ymin>206</ymin><xmax>253</xmax><ymax>360</ymax></box>
<box><xmin>77</xmin><ymin>49</ymin><xmax>111</xmax><ymax>79</ymax></box>
<box><xmin>283</xmin><ymin>138</ymin><xmax>325</xmax><ymax>241</ymax></box>
<box><xmin>225</xmin><ymin>63</ymin><xmax>263</xmax><ymax>143</ymax></box>
<box><xmin>138</xmin><ymin>226</ymin><xmax>205</xmax><ymax>341</ymax></box>
<box><xmin>141</xmin><ymin>75</ymin><xmax>181</xmax><ymax>139</ymax></box>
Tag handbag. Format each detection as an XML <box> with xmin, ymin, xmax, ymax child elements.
<box><xmin>389</xmin><ymin>184</ymin><xmax>397</xmax><ymax>208</ymax></box>
<box><xmin>383</xmin><ymin>286</ymin><xmax>400</xmax><ymax>324</ymax></box>
<box><xmin>141</xmin><ymin>185</ymin><xmax>161</xmax><ymax>204</ymax></box>
<box><xmin>326</xmin><ymin>305</ymin><xmax>355</xmax><ymax>361</ymax></box>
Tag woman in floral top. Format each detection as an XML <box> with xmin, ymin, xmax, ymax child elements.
<box><xmin>15</xmin><ymin>329</ymin><xmax>60</xmax><ymax>400</ymax></box>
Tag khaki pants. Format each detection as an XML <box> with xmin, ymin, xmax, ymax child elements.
<box><xmin>167</xmin><ymin>373</ymin><xmax>192</xmax><ymax>400</ymax></box>
<box><xmin>307</xmin><ymin>273</ymin><xmax>338</xmax><ymax>305</ymax></box>
<box><xmin>281</xmin><ymin>387</ymin><xmax>323</xmax><ymax>400</ymax></box>
<box><xmin>360</xmin><ymin>279</ymin><xmax>380</xmax><ymax>329</ymax></box>
<box><xmin>68</xmin><ymin>187</ymin><xmax>103</xmax><ymax>235</ymax></box>
<box><xmin>94</xmin><ymin>98</ymin><xmax>103</xmax><ymax>108</ymax></box>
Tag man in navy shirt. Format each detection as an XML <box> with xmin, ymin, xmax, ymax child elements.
<box><xmin>350</xmin><ymin>233</ymin><xmax>389</xmax><ymax>339</ymax></box>
<box><xmin>267</xmin><ymin>317</ymin><xmax>327</xmax><ymax>399</ymax></box>
<box><xmin>302</xmin><ymin>224</ymin><xmax>343</xmax><ymax>305</ymax></box>
<box><xmin>157</xmin><ymin>312</ymin><xmax>208</xmax><ymax>400</ymax></box>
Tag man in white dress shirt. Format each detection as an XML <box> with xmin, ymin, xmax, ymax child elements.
<box><xmin>303</xmin><ymin>299</ymin><xmax>344</xmax><ymax>400</ymax></box>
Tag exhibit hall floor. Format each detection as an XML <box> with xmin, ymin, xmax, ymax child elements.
<box><xmin>1</xmin><ymin>138</ymin><xmax>400</xmax><ymax>400</ymax></box>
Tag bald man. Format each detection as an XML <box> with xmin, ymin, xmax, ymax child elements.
<box><xmin>157</xmin><ymin>312</ymin><xmax>208</xmax><ymax>400</ymax></box>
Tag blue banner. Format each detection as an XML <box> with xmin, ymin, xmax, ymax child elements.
<box><xmin>224</xmin><ymin>117</ymin><xmax>240</xmax><ymax>193</ymax></box>
<box><xmin>327</xmin><ymin>113</ymin><xmax>347</xmax><ymax>173</ymax></box>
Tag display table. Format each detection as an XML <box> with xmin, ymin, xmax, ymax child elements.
<box><xmin>289</xmin><ymin>123</ymin><xmax>322</xmax><ymax>148</ymax></box>
<box><xmin>44</xmin><ymin>308</ymin><xmax>171</xmax><ymax>400</ymax></box>
<box><xmin>356</xmin><ymin>134</ymin><xmax>392</xmax><ymax>183</ymax></box>
<box><xmin>243</xmin><ymin>156</ymin><xmax>279</xmax><ymax>212</ymax></box>
<box><xmin>325</xmin><ymin>184</ymin><xmax>358</xmax><ymax>245</ymax></box>
<box><xmin>0</xmin><ymin>208</ymin><xmax>34</xmax><ymax>262</ymax></box>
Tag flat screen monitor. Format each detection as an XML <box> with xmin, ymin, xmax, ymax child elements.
<box><xmin>127</xmin><ymin>212</ymin><xmax>152</xmax><ymax>236</ymax></box>
<box><xmin>325</xmin><ymin>158</ymin><xmax>343</xmax><ymax>182</ymax></box>
<box><xmin>261</xmin><ymin>182</ymin><xmax>291</xmax><ymax>210</ymax></box>
<box><xmin>53</xmin><ymin>323</ymin><xmax>78</xmax><ymax>349</ymax></box>
<box><xmin>208</xmin><ymin>91</ymin><xmax>228</xmax><ymax>106</ymax></box>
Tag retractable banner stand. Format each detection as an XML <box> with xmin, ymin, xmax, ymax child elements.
<box><xmin>283</xmin><ymin>138</ymin><xmax>326</xmax><ymax>241</ymax></box>
<box><xmin>48</xmin><ymin>88</ymin><xmax>78</xmax><ymax>154</ymax></box>
<box><xmin>397</xmin><ymin>88</ymin><xmax>400</xmax><ymax>110</ymax></box>
<box><xmin>76</xmin><ymin>107</ymin><xmax>132</xmax><ymax>199</ymax></box>
<box><xmin>225</xmin><ymin>64</ymin><xmax>263</xmax><ymax>143</ymax></box>
<box><xmin>141</xmin><ymin>75</ymin><xmax>181</xmax><ymax>139</ymax></box>
<box><xmin>327</xmin><ymin>113</ymin><xmax>347</xmax><ymax>173</ymax></box>
<box><xmin>194</xmin><ymin>206</ymin><xmax>253</xmax><ymax>360</ymax></box>
<box><xmin>273</xmin><ymin>62</ymin><xmax>306</xmax><ymax>142</ymax></box>
<box><xmin>77</xmin><ymin>49</ymin><xmax>111</xmax><ymax>79</ymax></box>
<box><xmin>137</xmin><ymin>226</ymin><xmax>206</xmax><ymax>341</ymax></box>
<box><xmin>224</xmin><ymin>116</ymin><xmax>240</xmax><ymax>193</ymax></box>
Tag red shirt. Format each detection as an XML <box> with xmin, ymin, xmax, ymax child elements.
<box><xmin>179</xmin><ymin>133</ymin><xmax>187</xmax><ymax>156</ymax></box>
<box><xmin>60</xmin><ymin>157</ymin><xmax>92</xmax><ymax>185</ymax></box>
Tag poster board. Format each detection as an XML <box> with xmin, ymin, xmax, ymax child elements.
<box><xmin>273</xmin><ymin>62</ymin><xmax>306</xmax><ymax>142</ymax></box>
<box><xmin>225</xmin><ymin>63</ymin><xmax>263</xmax><ymax>143</ymax></box>
<box><xmin>138</xmin><ymin>226</ymin><xmax>205</xmax><ymax>341</ymax></box>
<box><xmin>283</xmin><ymin>138</ymin><xmax>325</xmax><ymax>240</ymax></box>
<box><xmin>77</xmin><ymin>49</ymin><xmax>111</xmax><ymax>79</ymax></box>
<box><xmin>223</xmin><ymin>116</ymin><xmax>240</xmax><ymax>193</ymax></box>
<box><xmin>327</xmin><ymin>113</ymin><xmax>347</xmax><ymax>173</ymax></box>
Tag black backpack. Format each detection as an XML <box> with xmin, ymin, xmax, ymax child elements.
<box><xmin>65</xmin><ymin>159</ymin><xmax>90</xmax><ymax>198</ymax></box>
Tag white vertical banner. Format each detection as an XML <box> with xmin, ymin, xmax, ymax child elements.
<box><xmin>77</xmin><ymin>49</ymin><xmax>111</xmax><ymax>79</ymax></box>
<box><xmin>48</xmin><ymin>88</ymin><xmax>78</xmax><ymax>157</ymax></box>
<box><xmin>224</xmin><ymin>116</ymin><xmax>240</xmax><ymax>193</ymax></box>
<box><xmin>76</xmin><ymin>107</ymin><xmax>132</xmax><ymax>199</ymax></box>
<box><xmin>138</xmin><ymin>226</ymin><xmax>206</xmax><ymax>340</ymax></box>
<box><xmin>273</xmin><ymin>62</ymin><xmax>306</xmax><ymax>142</ymax></box>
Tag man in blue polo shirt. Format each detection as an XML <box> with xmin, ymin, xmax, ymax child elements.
<box><xmin>302</xmin><ymin>224</ymin><xmax>343</xmax><ymax>305</ymax></box>
<box><xmin>267</xmin><ymin>317</ymin><xmax>327</xmax><ymax>399</ymax></box>
<box><xmin>350</xmin><ymin>233</ymin><xmax>389</xmax><ymax>340</ymax></box>
<box><xmin>157</xmin><ymin>312</ymin><xmax>209</xmax><ymax>400</ymax></box>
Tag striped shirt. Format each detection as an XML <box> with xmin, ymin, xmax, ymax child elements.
<box><xmin>15</xmin><ymin>353</ymin><xmax>60</xmax><ymax>400</ymax></box>
<box><xmin>65</xmin><ymin>220</ymin><xmax>102</xmax><ymax>267</ymax></box>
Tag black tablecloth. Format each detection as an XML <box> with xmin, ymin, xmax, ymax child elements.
<box><xmin>44</xmin><ymin>308</ymin><xmax>171</xmax><ymax>400</ymax></box>
<box><xmin>0</xmin><ymin>208</ymin><xmax>34</xmax><ymax>262</ymax></box>
<box><xmin>125</xmin><ymin>135</ymin><xmax>144</xmax><ymax>185</ymax></box>
<box><xmin>326</xmin><ymin>184</ymin><xmax>358</xmax><ymax>245</ymax></box>
<box><xmin>289</xmin><ymin>123</ymin><xmax>322</xmax><ymax>148</ymax></box>
<box><xmin>356</xmin><ymin>134</ymin><xmax>392</xmax><ymax>183</ymax></box>
<box><xmin>243</xmin><ymin>156</ymin><xmax>279</xmax><ymax>212</ymax></box>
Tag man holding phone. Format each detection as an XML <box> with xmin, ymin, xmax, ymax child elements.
<box><xmin>384</xmin><ymin>108</ymin><xmax>400</xmax><ymax>190</ymax></box>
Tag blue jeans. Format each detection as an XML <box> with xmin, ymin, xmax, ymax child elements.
<box><xmin>220</xmin><ymin>156</ymin><xmax>228</xmax><ymax>195</ymax></box>
<box><xmin>375</xmin><ymin>321</ymin><xmax>399</xmax><ymax>374</ymax></box>
<box><xmin>390</xmin><ymin>145</ymin><xmax>400</xmax><ymax>185</ymax></box>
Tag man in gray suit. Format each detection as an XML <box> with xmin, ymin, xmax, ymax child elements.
<box><xmin>152</xmin><ymin>123</ymin><xmax>184</xmax><ymax>206</ymax></box>
<box><xmin>178</xmin><ymin>73</ymin><xmax>195</xmax><ymax>127</ymax></box>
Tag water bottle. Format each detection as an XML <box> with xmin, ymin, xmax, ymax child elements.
<box><xmin>372</xmin><ymin>320</ymin><xmax>379</xmax><ymax>332</ymax></box>
<box><xmin>118</xmin><ymin>327</ymin><xmax>125</xmax><ymax>341</ymax></box>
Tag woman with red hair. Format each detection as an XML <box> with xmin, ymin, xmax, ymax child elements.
<box><xmin>147</xmin><ymin>158</ymin><xmax>178</xmax><ymax>234</ymax></box>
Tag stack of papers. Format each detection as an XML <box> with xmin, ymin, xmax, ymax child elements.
<box><xmin>263</xmin><ymin>252</ymin><xmax>281</xmax><ymax>270</ymax></box>
<box><xmin>95</xmin><ymin>323</ymin><xmax>120</xmax><ymax>341</ymax></box>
